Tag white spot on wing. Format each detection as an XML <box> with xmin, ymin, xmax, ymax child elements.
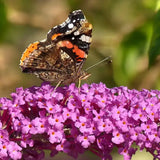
<box><xmin>60</xmin><ymin>22</ymin><xmax>66</xmax><ymax>27</ymax></box>
<box><xmin>40</xmin><ymin>39</ymin><xmax>47</xmax><ymax>42</ymax></box>
<box><xmin>60</xmin><ymin>18</ymin><xmax>70</xmax><ymax>28</ymax></box>
<box><xmin>80</xmin><ymin>35</ymin><xmax>92</xmax><ymax>43</ymax></box>
<box><xmin>68</xmin><ymin>23</ymin><xmax>74</xmax><ymax>29</ymax></box>
<box><xmin>74</xmin><ymin>31</ymin><xmax>80</xmax><ymax>36</ymax></box>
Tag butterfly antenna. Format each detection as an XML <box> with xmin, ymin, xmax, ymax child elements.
<box><xmin>85</xmin><ymin>56</ymin><xmax>112</xmax><ymax>71</ymax></box>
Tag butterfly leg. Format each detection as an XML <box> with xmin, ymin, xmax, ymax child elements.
<box><xmin>54</xmin><ymin>81</ymin><xmax>62</xmax><ymax>91</ymax></box>
<box><xmin>78</xmin><ymin>78</ymin><xmax>82</xmax><ymax>88</ymax></box>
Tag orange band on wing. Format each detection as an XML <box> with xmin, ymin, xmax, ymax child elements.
<box><xmin>51</xmin><ymin>33</ymin><xmax>62</xmax><ymax>41</ymax></box>
<box><xmin>73</xmin><ymin>45</ymin><xmax>86</xmax><ymax>60</ymax></box>
<box><xmin>20</xmin><ymin>42</ymin><xmax>39</xmax><ymax>65</ymax></box>
<box><xmin>57</xmin><ymin>40</ymin><xmax>87</xmax><ymax>62</ymax></box>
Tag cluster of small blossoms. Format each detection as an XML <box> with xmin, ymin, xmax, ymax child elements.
<box><xmin>0</xmin><ymin>82</ymin><xmax>160</xmax><ymax>160</ymax></box>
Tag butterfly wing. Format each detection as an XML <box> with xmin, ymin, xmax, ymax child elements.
<box><xmin>20</xmin><ymin>10</ymin><xmax>92</xmax><ymax>84</ymax></box>
<box><xmin>47</xmin><ymin>10</ymin><xmax>92</xmax><ymax>65</ymax></box>
<box><xmin>20</xmin><ymin>41</ymin><xmax>60</xmax><ymax>72</ymax></box>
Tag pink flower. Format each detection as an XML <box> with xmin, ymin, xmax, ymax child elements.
<box><xmin>0</xmin><ymin>82</ymin><xmax>159</xmax><ymax>159</ymax></box>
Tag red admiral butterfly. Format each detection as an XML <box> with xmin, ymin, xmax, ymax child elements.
<box><xmin>20</xmin><ymin>10</ymin><xmax>92</xmax><ymax>85</ymax></box>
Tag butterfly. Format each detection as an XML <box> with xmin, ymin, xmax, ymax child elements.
<box><xmin>20</xmin><ymin>10</ymin><xmax>92</xmax><ymax>85</ymax></box>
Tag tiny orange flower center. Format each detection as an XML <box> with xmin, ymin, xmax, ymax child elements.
<box><xmin>82</xmin><ymin>123</ymin><xmax>85</xmax><ymax>126</ymax></box>
<box><xmin>116</xmin><ymin>133</ymin><xmax>120</xmax><ymax>137</ymax></box>
<box><xmin>98</xmin><ymin>116</ymin><xmax>101</xmax><ymax>119</ymax></box>
<box><xmin>101</xmin><ymin>100</ymin><xmax>105</xmax><ymax>103</ymax></box>
<box><xmin>123</xmin><ymin>121</ymin><xmax>126</xmax><ymax>125</ymax></box>
<box><xmin>55</xmin><ymin>119</ymin><xmax>59</xmax><ymax>122</ymax></box>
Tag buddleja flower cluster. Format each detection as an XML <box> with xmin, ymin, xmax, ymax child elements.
<box><xmin>0</xmin><ymin>82</ymin><xmax>159</xmax><ymax>160</ymax></box>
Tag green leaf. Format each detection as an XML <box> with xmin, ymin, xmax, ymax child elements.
<box><xmin>113</xmin><ymin>24</ymin><xmax>150</xmax><ymax>86</ymax></box>
<box><xmin>148</xmin><ymin>9</ymin><xmax>160</xmax><ymax>67</ymax></box>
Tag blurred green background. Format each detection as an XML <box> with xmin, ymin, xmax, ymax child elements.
<box><xmin>0</xmin><ymin>0</ymin><xmax>159</xmax><ymax>159</ymax></box>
